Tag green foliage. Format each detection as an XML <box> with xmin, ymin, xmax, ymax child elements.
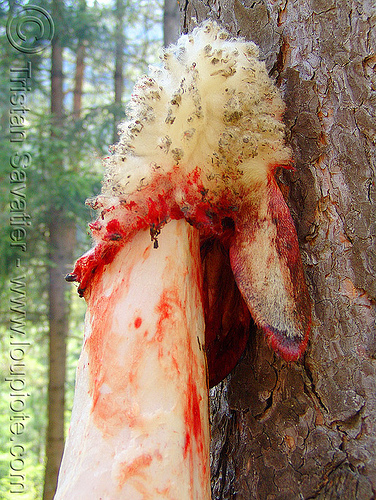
<box><xmin>0</xmin><ymin>319</ymin><xmax>48</xmax><ymax>499</ymax></box>
<box><xmin>0</xmin><ymin>0</ymin><xmax>163</xmax><ymax>496</ymax></box>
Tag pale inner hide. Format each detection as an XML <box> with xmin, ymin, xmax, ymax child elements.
<box><xmin>55</xmin><ymin>220</ymin><xmax>210</xmax><ymax>500</ymax></box>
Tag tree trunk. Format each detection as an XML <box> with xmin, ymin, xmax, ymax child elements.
<box><xmin>44</xmin><ymin>211</ymin><xmax>75</xmax><ymax>500</ymax></box>
<box><xmin>113</xmin><ymin>0</ymin><xmax>126</xmax><ymax>143</ymax></box>
<box><xmin>183</xmin><ymin>2</ymin><xmax>376</xmax><ymax>499</ymax></box>
<box><xmin>73</xmin><ymin>43</ymin><xmax>85</xmax><ymax>120</ymax></box>
<box><xmin>163</xmin><ymin>0</ymin><xmax>180</xmax><ymax>47</ymax></box>
<box><xmin>43</xmin><ymin>4</ymin><xmax>77</xmax><ymax>498</ymax></box>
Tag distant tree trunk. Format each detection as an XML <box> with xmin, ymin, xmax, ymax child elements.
<box><xmin>113</xmin><ymin>0</ymin><xmax>125</xmax><ymax>143</ymax></box>
<box><xmin>44</xmin><ymin>213</ymin><xmax>75</xmax><ymax>500</ymax></box>
<box><xmin>73</xmin><ymin>0</ymin><xmax>86</xmax><ymax>123</ymax></box>
<box><xmin>43</xmin><ymin>3</ymin><xmax>77</xmax><ymax>498</ymax></box>
<box><xmin>73</xmin><ymin>43</ymin><xmax>85</xmax><ymax>120</ymax></box>
<box><xmin>43</xmin><ymin>25</ymin><xmax>66</xmax><ymax>500</ymax></box>
<box><xmin>183</xmin><ymin>2</ymin><xmax>376</xmax><ymax>499</ymax></box>
<box><xmin>164</xmin><ymin>0</ymin><xmax>180</xmax><ymax>47</ymax></box>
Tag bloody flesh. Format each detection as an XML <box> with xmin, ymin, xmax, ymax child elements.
<box><xmin>55</xmin><ymin>221</ymin><xmax>210</xmax><ymax>499</ymax></box>
<box><xmin>57</xmin><ymin>21</ymin><xmax>313</xmax><ymax>499</ymax></box>
<box><xmin>68</xmin><ymin>166</ymin><xmax>253</xmax><ymax>385</ymax></box>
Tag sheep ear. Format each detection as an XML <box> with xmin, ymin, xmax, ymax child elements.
<box><xmin>229</xmin><ymin>177</ymin><xmax>311</xmax><ymax>360</ymax></box>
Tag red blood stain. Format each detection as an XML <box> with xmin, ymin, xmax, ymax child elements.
<box><xmin>85</xmin><ymin>282</ymin><xmax>116</xmax><ymax>410</ymax></box>
<box><xmin>78</xmin><ymin>221</ymin><xmax>211</xmax><ymax>493</ymax></box>
<box><xmin>105</xmin><ymin>218</ymin><xmax>124</xmax><ymax>235</ymax></box>
<box><xmin>117</xmin><ymin>453</ymin><xmax>153</xmax><ymax>488</ymax></box>
<box><xmin>124</xmin><ymin>200</ymin><xmax>137</xmax><ymax>211</ymax></box>
<box><xmin>67</xmin><ymin>160</ymin><xmax>309</xmax><ymax>396</ymax></box>
<box><xmin>70</xmin><ymin>232</ymin><xmax>124</xmax><ymax>298</ymax></box>
<box><xmin>134</xmin><ymin>317</ymin><xmax>142</xmax><ymax>329</ymax></box>
<box><xmin>154</xmin><ymin>276</ymin><xmax>207</xmax><ymax>466</ymax></box>
<box><xmin>188</xmin><ymin>229</ymin><xmax>203</xmax><ymax>305</ymax></box>
<box><xmin>84</xmin><ymin>265</ymin><xmax>142</xmax><ymax>437</ymax></box>
<box><xmin>171</xmin><ymin>353</ymin><xmax>180</xmax><ymax>375</ymax></box>
<box><xmin>69</xmin><ymin>166</ymin><xmax>240</xmax><ymax>302</ymax></box>
<box><xmin>182</xmin><ymin>339</ymin><xmax>208</xmax><ymax>490</ymax></box>
<box><xmin>88</xmin><ymin>281</ymin><xmax>192</xmax><ymax>437</ymax></box>
<box><xmin>154</xmin><ymin>288</ymin><xmax>180</xmax><ymax>343</ymax></box>
<box><xmin>183</xmin><ymin>375</ymin><xmax>203</xmax><ymax>458</ymax></box>
<box><xmin>142</xmin><ymin>244</ymin><xmax>151</xmax><ymax>260</ymax></box>
<box><xmin>184</xmin><ymin>432</ymin><xmax>191</xmax><ymax>457</ymax></box>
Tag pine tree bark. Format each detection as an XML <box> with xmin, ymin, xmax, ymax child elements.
<box><xmin>183</xmin><ymin>2</ymin><xmax>376</xmax><ymax>499</ymax></box>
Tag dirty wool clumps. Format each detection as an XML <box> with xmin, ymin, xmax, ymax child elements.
<box><xmin>96</xmin><ymin>21</ymin><xmax>291</xmax><ymax>209</ymax></box>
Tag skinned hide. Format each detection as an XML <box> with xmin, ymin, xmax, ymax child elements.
<box><xmin>70</xmin><ymin>21</ymin><xmax>311</xmax><ymax>384</ymax></box>
<box><xmin>59</xmin><ymin>20</ymin><xmax>312</xmax><ymax>499</ymax></box>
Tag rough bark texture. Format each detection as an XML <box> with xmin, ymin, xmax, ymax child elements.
<box><xmin>183</xmin><ymin>1</ymin><xmax>376</xmax><ymax>499</ymax></box>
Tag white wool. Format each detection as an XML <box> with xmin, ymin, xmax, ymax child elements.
<box><xmin>100</xmin><ymin>21</ymin><xmax>291</xmax><ymax>204</ymax></box>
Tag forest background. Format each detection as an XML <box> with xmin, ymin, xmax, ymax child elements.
<box><xmin>0</xmin><ymin>0</ymin><xmax>174</xmax><ymax>498</ymax></box>
<box><xmin>2</xmin><ymin>0</ymin><xmax>375</xmax><ymax>499</ymax></box>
